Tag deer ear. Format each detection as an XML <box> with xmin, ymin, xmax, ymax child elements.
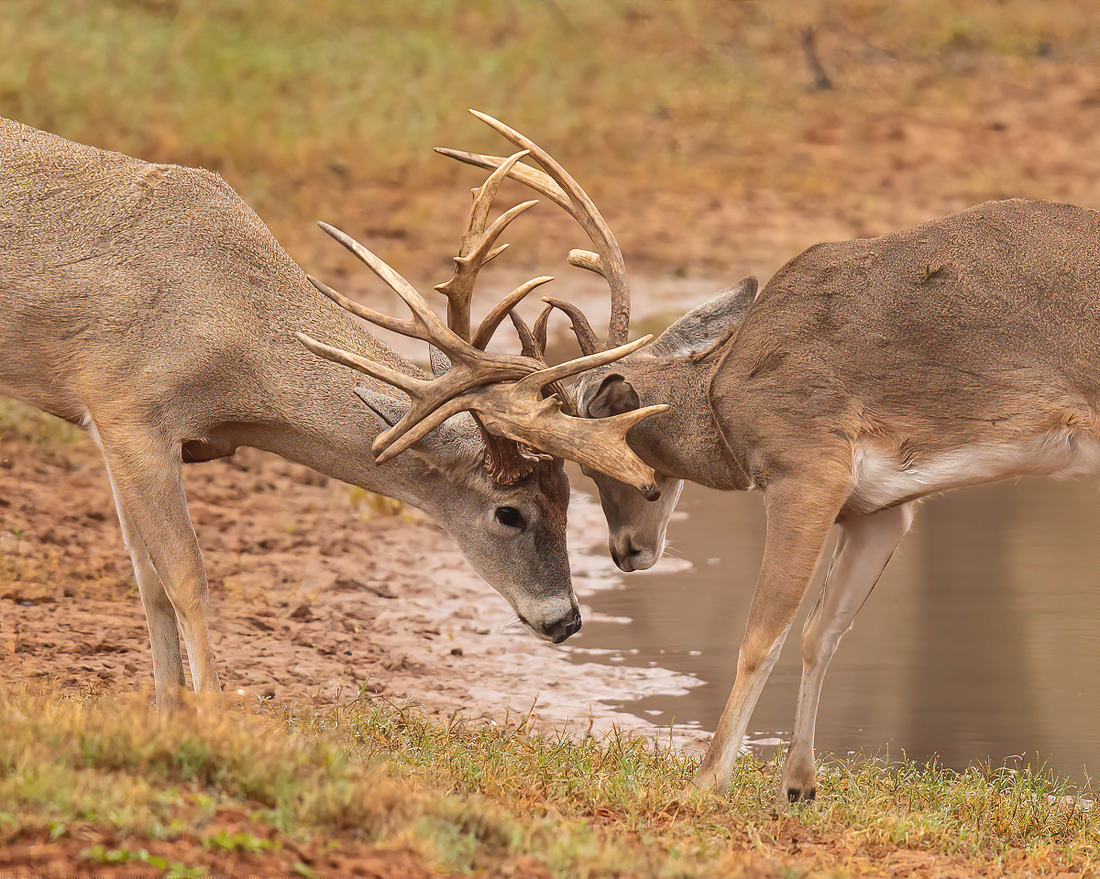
<box><xmin>428</xmin><ymin>344</ymin><xmax>451</xmax><ymax>377</ymax></box>
<box><xmin>354</xmin><ymin>385</ymin><xmax>407</xmax><ymax>427</ymax></box>
<box><xmin>649</xmin><ymin>276</ymin><xmax>758</xmax><ymax>357</ymax></box>
<box><xmin>585</xmin><ymin>374</ymin><xmax>641</xmax><ymax>418</ymax></box>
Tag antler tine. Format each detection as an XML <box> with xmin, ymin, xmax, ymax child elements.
<box><xmin>307</xmin><ymin>275</ymin><xmax>418</xmax><ymax>339</ymax></box>
<box><xmin>471</xmin><ymin>276</ymin><xmax>554</xmax><ymax>351</ymax></box>
<box><xmin>538</xmin><ymin>297</ymin><xmax>601</xmax><ymax>356</ymax></box>
<box><xmin>509</xmin><ymin>311</ymin><xmax>546</xmax><ymax>361</ymax></box>
<box><xmin>435</xmin><ymin>149</ymin><xmax>538</xmax><ymax>343</ymax></box>
<box><xmin>531</xmin><ymin>304</ymin><xmax>551</xmax><ymax>356</ymax></box>
<box><xmin>507</xmin><ymin>310</ymin><xmax>577</xmax><ymax>416</ymax></box>
<box><xmin>435</xmin><ymin>148</ymin><xmax>578</xmax><ymax>220</ymax></box>
<box><xmin>464</xmin><ymin>109</ymin><xmax>631</xmax><ymax>348</ymax></box>
<box><xmin>294</xmin><ymin>332</ymin><xmax>429</xmax><ymax>396</ymax></box>
<box><xmin>315</xmin><ymin>222</ymin><xmax>469</xmax><ymax>360</ymax></box>
<box><xmin>514</xmin><ymin>334</ymin><xmax>654</xmax><ymax>393</ymax></box>
<box><xmin>370</xmin><ymin>393</ymin><xmax>479</xmax><ymax>464</ymax></box>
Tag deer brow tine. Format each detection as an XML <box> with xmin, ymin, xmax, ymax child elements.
<box><xmin>317</xmin><ymin>221</ymin><xmax>465</xmax><ymax>351</ymax></box>
<box><xmin>293</xmin><ymin>333</ymin><xmax>429</xmax><ymax>396</ymax></box>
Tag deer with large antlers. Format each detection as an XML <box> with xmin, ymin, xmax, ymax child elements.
<box><xmin>0</xmin><ymin>113</ymin><xmax>665</xmax><ymax>708</ymax></box>
<box><xmin>442</xmin><ymin>119</ymin><xmax>1100</xmax><ymax>807</ymax></box>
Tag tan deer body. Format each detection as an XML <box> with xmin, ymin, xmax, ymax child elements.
<box><xmin>568</xmin><ymin>197</ymin><xmax>1100</xmax><ymax>805</ymax></box>
<box><xmin>1</xmin><ymin>115</ymin><xmax>631</xmax><ymax>707</ymax></box>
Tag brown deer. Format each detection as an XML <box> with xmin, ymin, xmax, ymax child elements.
<box><xmin>443</xmin><ymin>131</ymin><xmax>1099</xmax><ymax>806</ymax></box>
<box><xmin>0</xmin><ymin>113</ymin><xmax>665</xmax><ymax>709</ymax></box>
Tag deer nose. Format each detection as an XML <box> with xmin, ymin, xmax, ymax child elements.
<box><xmin>610</xmin><ymin>539</ymin><xmax>642</xmax><ymax>572</ymax></box>
<box><xmin>546</xmin><ymin>608</ymin><xmax>582</xmax><ymax>644</ymax></box>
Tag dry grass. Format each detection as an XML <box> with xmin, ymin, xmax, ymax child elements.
<box><xmin>3</xmin><ymin>1</ymin><xmax>1098</xmax><ymax>280</ymax></box>
<box><xmin>2</xmin><ymin>685</ymin><xmax>1095</xmax><ymax>877</ymax></box>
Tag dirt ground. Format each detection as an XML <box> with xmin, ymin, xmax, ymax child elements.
<box><xmin>0</xmin><ymin>402</ymin><xmax>705</xmax><ymax>749</ymax></box>
<box><xmin>5</xmin><ymin>31</ymin><xmax>1100</xmax><ymax>756</ymax></box>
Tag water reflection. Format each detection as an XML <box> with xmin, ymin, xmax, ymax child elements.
<box><xmin>568</xmin><ymin>476</ymin><xmax>1099</xmax><ymax>783</ymax></box>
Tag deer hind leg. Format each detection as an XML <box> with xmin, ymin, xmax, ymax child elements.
<box><xmin>780</xmin><ymin>502</ymin><xmax>914</xmax><ymax>807</ymax></box>
<box><xmin>692</xmin><ymin>475</ymin><xmax>849</xmax><ymax>794</ymax></box>
<box><xmin>88</xmin><ymin>418</ymin><xmax>221</xmax><ymax>706</ymax></box>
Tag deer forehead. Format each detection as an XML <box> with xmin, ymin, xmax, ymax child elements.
<box><xmin>847</xmin><ymin>428</ymin><xmax>1100</xmax><ymax>515</ymax></box>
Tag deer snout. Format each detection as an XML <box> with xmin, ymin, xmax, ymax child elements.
<box><xmin>545</xmin><ymin>607</ymin><xmax>582</xmax><ymax>643</ymax></box>
<box><xmin>520</xmin><ymin>605</ymin><xmax>582</xmax><ymax>643</ymax></box>
<box><xmin>610</xmin><ymin>535</ymin><xmax>660</xmax><ymax>572</ymax></box>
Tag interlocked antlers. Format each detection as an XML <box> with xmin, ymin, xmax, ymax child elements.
<box><xmin>297</xmin><ymin>111</ymin><xmax>666</xmax><ymax>499</ymax></box>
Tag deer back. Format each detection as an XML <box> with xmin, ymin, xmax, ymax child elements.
<box><xmin>2</xmin><ymin>117</ymin><xmax>400</xmax><ymax>432</ymax></box>
<box><xmin>712</xmin><ymin>198</ymin><xmax>1100</xmax><ymax>497</ymax></box>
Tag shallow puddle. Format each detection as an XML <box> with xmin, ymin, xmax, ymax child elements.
<box><xmin>567</xmin><ymin>476</ymin><xmax>1100</xmax><ymax>783</ymax></box>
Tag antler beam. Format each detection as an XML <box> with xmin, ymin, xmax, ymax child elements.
<box><xmin>436</xmin><ymin>109</ymin><xmax>631</xmax><ymax>349</ymax></box>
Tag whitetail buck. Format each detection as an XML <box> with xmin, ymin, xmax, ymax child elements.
<box><xmin>442</xmin><ymin>133</ymin><xmax>1100</xmax><ymax>806</ymax></box>
<box><xmin>0</xmin><ymin>113</ymin><xmax>666</xmax><ymax>708</ymax></box>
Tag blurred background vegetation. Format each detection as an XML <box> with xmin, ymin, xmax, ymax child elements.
<box><xmin>2</xmin><ymin>0</ymin><xmax>1098</xmax><ymax>283</ymax></box>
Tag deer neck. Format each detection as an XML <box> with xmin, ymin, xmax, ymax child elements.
<box><xmin>620</xmin><ymin>354</ymin><xmax>751</xmax><ymax>491</ymax></box>
<box><xmin>213</xmin><ymin>284</ymin><xmax>465</xmax><ymax>516</ymax></box>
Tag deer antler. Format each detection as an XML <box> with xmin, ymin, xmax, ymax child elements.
<box><xmin>297</xmin><ymin>117</ymin><xmax>666</xmax><ymax>496</ymax></box>
<box><xmin>433</xmin><ymin>150</ymin><xmax>540</xmax><ymax>346</ymax></box>
<box><xmin>295</xmin><ymin>315</ymin><xmax>665</xmax><ymax>495</ymax></box>
<box><xmin>436</xmin><ymin>109</ymin><xmax>631</xmax><ymax>352</ymax></box>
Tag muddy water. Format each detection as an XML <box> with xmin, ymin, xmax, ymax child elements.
<box><xmin>536</xmin><ymin>281</ymin><xmax>1099</xmax><ymax>784</ymax></box>
<box><xmin>567</xmin><ymin>456</ymin><xmax>1100</xmax><ymax>784</ymax></box>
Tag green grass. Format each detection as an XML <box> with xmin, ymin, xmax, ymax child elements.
<box><xmin>2</xmin><ymin>685</ymin><xmax>1095</xmax><ymax>877</ymax></box>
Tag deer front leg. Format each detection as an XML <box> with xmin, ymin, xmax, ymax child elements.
<box><xmin>116</xmin><ymin>503</ymin><xmax>188</xmax><ymax>707</ymax></box>
<box><xmin>692</xmin><ymin>475</ymin><xmax>848</xmax><ymax>794</ymax></box>
<box><xmin>89</xmin><ymin>418</ymin><xmax>221</xmax><ymax>705</ymax></box>
<box><xmin>780</xmin><ymin>502</ymin><xmax>914</xmax><ymax>807</ymax></box>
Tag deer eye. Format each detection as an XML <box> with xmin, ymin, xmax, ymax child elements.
<box><xmin>494</xmin><ymin>506</ymin><xmax>525</xmax><ymax>529</ymax></box>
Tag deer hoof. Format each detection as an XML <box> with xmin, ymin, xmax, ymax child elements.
<box><xmin>775</xmin><ymin>784</ymin><xmax>817</xmax><ymax>810</ymax></box>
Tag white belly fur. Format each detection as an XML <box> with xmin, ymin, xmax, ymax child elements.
<box><xmin>848</xmin><ymin>428</ymin><xmax>1100</xmax><ymax>514</ymax></box>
